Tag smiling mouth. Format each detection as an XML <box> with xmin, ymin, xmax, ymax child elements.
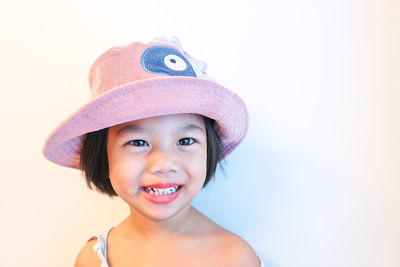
<box><xmin>140</xmin><ymin>185</ymin><xmax>183</xmax><ymax>204</ymax></box>
<box><xmin>142</xmin><ymin>185</ymin><xmax>182</xmax><ymax>195</ymax></box>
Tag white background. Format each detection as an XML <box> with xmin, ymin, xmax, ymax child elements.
<box><xmin>0</xmin><ymin>0</ymin><xmax>399</xmax><ymax>266</ymax></box>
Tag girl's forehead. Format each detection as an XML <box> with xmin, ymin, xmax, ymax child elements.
<box><xmin>110</xmin><ymin>113</ymin><xmax>205</xmax><ymax>134</ymax></box>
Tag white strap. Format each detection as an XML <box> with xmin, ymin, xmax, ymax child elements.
<box><xmin>91</xmin><ymin>234</ymin><xmax>109</xmax><ymax>267</ymax></box>
<box><xmin>259</xmin><ymin>256</ymin><xmax>265</xmax><ymax>267</ymax></box>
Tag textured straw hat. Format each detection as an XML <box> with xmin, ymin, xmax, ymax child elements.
<box><xmin>42</xmin><ymin>36</ymin><xmax>249</xmax><ymax>169</ymax></box>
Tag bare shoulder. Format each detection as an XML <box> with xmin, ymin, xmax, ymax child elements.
<box><xmin>215</xmin><ymin>229</ymin><xmax>261</xmax><ymax>267</ymax></box>
<box><xmin>190</xmin><ymin>209</ymin><xmax>261</xmax><ymax>266</ymax></box>
<box><xmin>73</xmin><ymin>238</ymin><xmax>102</xmax><ymax>267</ymax></box>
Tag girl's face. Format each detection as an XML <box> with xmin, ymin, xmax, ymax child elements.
<box><xmin>106</xmin><ymin>113</ymin><xmax>207</xmax><ymax>222</ymax></box>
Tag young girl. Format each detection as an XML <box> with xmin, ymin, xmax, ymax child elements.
<box><xmin>42</xmin><ymin>36</ymin><xmax>264</xmax><ymax>267</ymax></box>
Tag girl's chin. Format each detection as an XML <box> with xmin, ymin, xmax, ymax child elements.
<box><xmin>138</xmin><ymin>206</ymin><xmax>190</xmax><ymax>223</ymax></box>
<box><xmin>136</xmin><ymin>200</ymin><xmax>193</xmax><ymax>222</ymax></box>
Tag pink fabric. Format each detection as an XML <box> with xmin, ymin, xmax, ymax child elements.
<box><xmin>42</xmin><ymin>38</ymin><xmax>249</xmax><ymax>169</ymax></box>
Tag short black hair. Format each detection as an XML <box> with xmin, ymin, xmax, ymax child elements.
<box><xmin>79</xmin><ymin>115</ymin><xmax>225</xmax><ymax>198</ymax></box>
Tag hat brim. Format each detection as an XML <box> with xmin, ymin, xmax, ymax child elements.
<box><xmin>42</xmin><ymin>76</ymin><xmax>249</xmax><ymax>169</ymax></box>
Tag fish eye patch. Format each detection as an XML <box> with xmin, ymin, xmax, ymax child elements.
<box><xmin>141</xmin><ymin>45</ymin><xmax>197</xmax><ymax>77</ymax></box>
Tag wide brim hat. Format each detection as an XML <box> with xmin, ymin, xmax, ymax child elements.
<box><xmin>42</xmin><ymin>36</ymin><xmax>249</xmax><ymax>169</ymax></box>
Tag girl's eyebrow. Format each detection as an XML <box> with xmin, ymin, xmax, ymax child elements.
<box><xmin>116</xmin><ymin>123</ymin><xmax>205</xmax><ymax>136</ymax></box>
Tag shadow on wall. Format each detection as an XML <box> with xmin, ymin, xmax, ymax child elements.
<box><xmin>192</xmin><ymin>131</ymin><xmax>292</xmax><ymax>267</ymax></box>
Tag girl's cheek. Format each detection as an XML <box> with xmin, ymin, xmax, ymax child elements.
<box><xmin>187</xmin><ymin>153</ymin><xmax>207</xmax><ymax>182</ymax></box>
<box><xmin>109</xmin><ymin>159</ymin><xmax>141</xmax><ymax>187</ymax></box>
<box><xmin>110</xmin><ymin>172</ymin><xmax>139</xmax><ymax>200</ymax></box>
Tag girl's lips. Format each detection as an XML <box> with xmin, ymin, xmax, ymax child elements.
<box><xmin>142</xmin><ymin>185</ymin><xmax>182</xmax><ymax>204</ymax></box>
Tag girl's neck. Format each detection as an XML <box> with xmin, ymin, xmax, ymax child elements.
<box><xmin>122</xmin><ymin>205</ymin><xmax>198</xmax><ymax>241</ymax></box>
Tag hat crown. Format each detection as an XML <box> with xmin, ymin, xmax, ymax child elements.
<box><xmin>88</xmin><ymin>36</ymin><xmax>215</xmax><ymax>100</ymax></box>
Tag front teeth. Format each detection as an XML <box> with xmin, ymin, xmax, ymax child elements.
<box><xmin>144</xmin><ymin>186</ymin><xmax>179</xmax><ymax>195</ymax></box>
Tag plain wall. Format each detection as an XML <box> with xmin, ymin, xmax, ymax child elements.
<box><xmin>1</xmin><ymin>0</ymin><xmax>399</xmax><ymax>266</ymax></box>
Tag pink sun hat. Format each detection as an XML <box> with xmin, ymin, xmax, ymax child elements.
<box><xmin>42</xmin><ymin>36</ymin><xmax>249</xmax><ymax>169</ymax></box>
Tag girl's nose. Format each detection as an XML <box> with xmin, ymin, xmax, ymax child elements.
<box><xmin>147</xmin><ymin>148</ymin><xmax>180</xmax><ymax>175</ymax></box>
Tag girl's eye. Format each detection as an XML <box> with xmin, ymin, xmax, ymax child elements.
<box><xmin>127</xmin><ymin>140</ymin><xmax>148</xmax><ymax>147</ymax></box>
<box><xmin>178</xmin><ymin>137</ymin><xmax>195</xmax><ymax>146</ymax></box>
